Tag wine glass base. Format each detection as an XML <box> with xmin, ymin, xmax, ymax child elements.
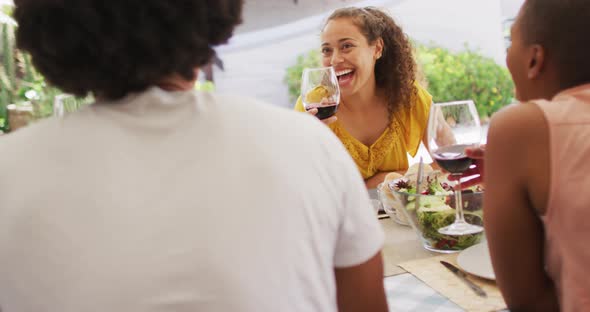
<box><xmin>438</xmin><ymin>222</ymin><xmax>483</xmax><ymax>236</ymax></box>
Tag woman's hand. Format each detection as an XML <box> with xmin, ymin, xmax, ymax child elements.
<box><xmin>365</xmin><ymin>172</ymin><xmax>388</xmax><ymax>189</ymax></box>
<box><xmin>306</xmin><ymin>108</ymin><xmax>338</xmax><ymax>125</ymax></box>
<box><xmin>365</xmin><ymin>171</ymin><xmax>405</xmax><ymax>189</ymax></box>
<box><xmin>449</xmin><ymin>145</ymin><xmax>485</xmax><ymax>187</ymax></box>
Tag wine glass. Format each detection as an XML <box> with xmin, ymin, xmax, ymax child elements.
<box><xmin>300</xmin><ymin>67</ymin><xmax>340</xmax><ymax>120</ymax></box>
<box><xmin>427</xmin><ymin>100</ymin><xmax>483</xmax><ymax>236</ymax></box>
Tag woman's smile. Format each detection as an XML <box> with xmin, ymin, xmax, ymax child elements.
<box><xmin>335</xmin><ymin>68</ymin><xmax>355</xmax><ymax>87</ymax></box>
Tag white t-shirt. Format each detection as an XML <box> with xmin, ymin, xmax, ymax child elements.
<box><xmin>0</xmin><ymin>87</ymin><xmax>383</xmax><ymax>312</ymax></box>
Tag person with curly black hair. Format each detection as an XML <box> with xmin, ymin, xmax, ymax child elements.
<box><xmin>13</xmin><ymin>0</ymin><xmax>242</xmax><ymax>99</ymax></box>
<box><xmin>295</xmin><ymin>7</ymin><xmax>433</xmax><ymax>189</ymax></box>
<box><xmin>0</xmin><ymin>1</ymin><xmax>388</xmax><ymax>311</ymax></box>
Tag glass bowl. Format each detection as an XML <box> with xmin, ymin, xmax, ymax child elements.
<box><xmin>377</xmin><ymin>182</ymin><xmax>410</xmax><ymax>226</ymax></box>
<box><xmin>388</xmin><ymin>179</ymin><xmax>484</xmax><ymax>253</ymax></box>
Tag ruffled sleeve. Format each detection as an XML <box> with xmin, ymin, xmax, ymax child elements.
<box><xmin>294</xmin><ymin>96</ymin><xmax>305</xmax><ymax>112</ymax></box>
<box><xmin>404</xmin><ymin>83</ymin><xmax>432</xmax><ymax>157</ymax></box>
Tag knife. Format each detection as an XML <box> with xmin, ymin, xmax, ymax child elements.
<box><xmin>440</xmin><ymin>260</ymin><xmax>487</xmax><ymax>297</ymax></box>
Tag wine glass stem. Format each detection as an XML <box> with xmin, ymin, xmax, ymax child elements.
<box><xmin>452</xmin><ymin>173</ymin><xmax>466</xmax><ymax>223</ymax></box>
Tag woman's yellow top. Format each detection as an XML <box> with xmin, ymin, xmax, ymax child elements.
<box><xmin>295</xmin><ymin>84</ymin><xmax>432</xmax><ymax>179</ymax></box>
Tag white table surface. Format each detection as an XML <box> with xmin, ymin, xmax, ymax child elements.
<box><xmin>379</xmin><ymin>216</ymin><xmax>464</xmax><ymax>311</ymax></box>
<box><xmin>385</xmin><ymin>273</ymin><xmax>462</xmax><ymax>311</ymax></box>
<box><xmin>379</xmin><ymin>217</ymin><xmax>436</xmax><ymax>276</ymax></box>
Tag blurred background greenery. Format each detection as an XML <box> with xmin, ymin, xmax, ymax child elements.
<box><xmin>284</xmin><ymin>44</ymin><xmax>514</xmax><ymax>120</ymax></box>
<box><xmin>2</xmin><ymin>3</ymin><xmax>514</xmax><ymax>134</ymax></box>
<box><xmin>1</xmin><ymin>5</ymin><xmax>91</xmax><ymax>133</ymax></box>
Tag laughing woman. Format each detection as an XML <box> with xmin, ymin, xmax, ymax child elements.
<box><xmin>295</xmin><ymin>7</ymin><xmax>432</xmax><ymax>188</ymax></box>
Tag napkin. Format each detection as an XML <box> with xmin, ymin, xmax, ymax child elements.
<box><xmin>399</xmin><ymin>254</ymin><xmax>507</xmax><ymax>312</ymax></box>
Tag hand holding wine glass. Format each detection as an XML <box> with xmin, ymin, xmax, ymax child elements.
<box><xmin>301</xmin><ymin>67</ymin><xmax>340</xmax><ymax>122</ymax></box>
<box><xmin>427</xmin><ymin>100</ymin><xmax>484</xmax><ymax>236</ymax></box>
<box><xmin>448</xmin><ymin>145</ymin><xmax>485</xmax><ymax>188</ymax></box>
<box><xmin>306</xmin><ymin>107</ymin><xmax>338</xmax><ymax>125</ymax></box>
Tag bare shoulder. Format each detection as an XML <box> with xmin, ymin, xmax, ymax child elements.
<box><xmin>488</xmin><ymin>102</ymin><xmax>549</xmax><ymax>152</ymax></box>
<box><xmin>487</xmin><ymin>102</ymin><xmax>550</xmax><ymax>210</ymax></box>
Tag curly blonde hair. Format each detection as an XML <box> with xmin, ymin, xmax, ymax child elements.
<box><xmin>325</xmin><ymin>7</ymin><xmax>417</xmax><ymax>118</ymax></box>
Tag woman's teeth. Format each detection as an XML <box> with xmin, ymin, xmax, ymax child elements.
<box><xmin>335</xmin><ymin>69</ymin><xmax>353</xmax><ymax>76</ymax></box>
<box><xmin>336</xmin><ymin>69</ymin><xmax>354</xmax><ymax>83</ymax></box>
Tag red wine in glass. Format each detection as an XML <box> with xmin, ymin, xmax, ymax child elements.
<box><xmin>432</xmin><ymin>144</ymin><xmax>474</xmax><ymax>174</ymax></box>
<box><xmin>305</xmin><ymin>103</ymin><xmax>338</xmax><ymax>120</ymax></box>
<box><xmin>427</xmin><ymin>100</ymin><xmax>483</xmax><ymax>237</ymax></box>
<box><xmin>301</xmin><ymin>67</ymin><xmax>341</xmax><ymax>121</ymax></box>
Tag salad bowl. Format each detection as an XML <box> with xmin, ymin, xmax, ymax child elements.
<box><xmin>387</xmin><ymin>173</ymin><xmax>484</xmax><ymax>253</ymax></box>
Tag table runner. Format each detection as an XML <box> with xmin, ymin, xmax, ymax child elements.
<box><xmin>399</xmin><ymin>254</ymin><xmax>507</xmax><ymax>312</ymax></box>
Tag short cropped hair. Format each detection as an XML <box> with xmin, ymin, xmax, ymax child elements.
<box><xmin>13</xmin><ymin>0</ymin><xmax>243</xmax><ymax>99</ymax></box>
<box><xmin>519</xmin><ymin>0</ymin><xmax>590</xmax><ymax>88</ymax></box>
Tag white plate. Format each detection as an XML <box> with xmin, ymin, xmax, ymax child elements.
<box><xmin>457</xmin><ymin>242</ymin><xmax>495</xmax><ymax>280</ymax></box>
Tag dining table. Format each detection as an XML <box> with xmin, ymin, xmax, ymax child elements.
<box><xmin>377</xmin><ymin>212</ymin><xmax>508</xmax><ymax>312</ymax></box>
<box><xmin>379</xmin><ymin>216</ymin><xmax>462</xmax><ymax>311</ymax></box>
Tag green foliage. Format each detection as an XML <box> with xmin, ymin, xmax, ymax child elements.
<box><xmin>0</xmin><ymin>9</ymin><xmax>92</xmax><ymax>132</ymax></box>
<box><xmin>415</xmin><ymin>44</ymin><xmax>514</xmax><ymax>118</ymax></box>
<box><xmin>195</xmin><ymin>80</ymin><xmax>215</xmax><ymax>92</ymax></box>
<box><xmin>0</xmin><ymin>22</ymin><xmax>19</xmax><ymax>131</ymax></box>
<box><xmin>284</xmin><ymin>44</ymin><xmax>514</xmax><ymax>118</ymax></box>
<box><xmin>283</xmin><ymin>49</ymin><xmax>320</xmax><ymax>103</ymax></box>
